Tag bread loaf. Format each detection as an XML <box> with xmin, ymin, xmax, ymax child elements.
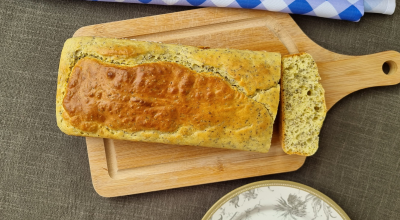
<box><xmin>280</xmin><ymin>53</ymin><xmax>327</xmax><ymax>156</ymax></box>
<box><xmin>56</xmin><ymin>37</ymin><xmax>281</xmax><ymax>153</ymax></box>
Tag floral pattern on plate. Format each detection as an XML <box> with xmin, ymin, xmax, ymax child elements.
<box><xmin>204</xmin><ymin>181</ymin><xmax>349</xmax><ymax>220</ymax></box>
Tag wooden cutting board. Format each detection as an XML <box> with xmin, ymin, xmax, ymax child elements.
<box><xmin>73</xmin><ymin>8</ymin><xmax>400</xmax><ymax>197</ymax></box>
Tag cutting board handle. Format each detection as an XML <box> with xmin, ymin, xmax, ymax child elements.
<box><xmin>318</xmin><ymin>51</ymin><xmax>400</xmax><ymax>109</ymax></box>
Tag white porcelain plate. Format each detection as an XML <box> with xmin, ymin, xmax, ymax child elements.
<box><xmin>203</xmin><ymin>180</ymin><xmax>350</xmax><ymax>220</ymax></box>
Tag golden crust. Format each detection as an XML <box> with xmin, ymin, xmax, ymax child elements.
<box><xmin>56</xmin><ymin>37</ymin><xmax>281</xmax><ymax>152</ymax></box>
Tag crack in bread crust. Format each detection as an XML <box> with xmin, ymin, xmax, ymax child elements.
<box><xmin>63</xmin><ymin>58</ymin><xmax>270</xmax><ymax>134</ymax></box>
<box><xmin>56</xmin><ymin>37</ymin><xmax>281</xmax><ymax>152</ymax></box>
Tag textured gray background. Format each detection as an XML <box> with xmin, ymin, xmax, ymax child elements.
<box><xmin>1</xmin><ymin>0</ymin><xmax>400</xmax><ymax>219</ymax></box>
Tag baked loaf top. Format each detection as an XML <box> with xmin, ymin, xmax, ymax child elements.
<box><xmin>280</xmin><ymin>53</ymin><xmax>327</xmax><ymax>156</ymax></box>
<box><xmin>56</xmin><ymin>37</ymin><xmax>281</xmax><ymax>152</ymax></box>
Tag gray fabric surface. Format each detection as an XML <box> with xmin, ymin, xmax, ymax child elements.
<box><xmin>0</xmin><ymin>0</ymin><xmax>399</xmax><ymax>219</ymax></box>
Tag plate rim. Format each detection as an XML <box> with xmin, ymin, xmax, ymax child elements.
<box><xmin>202</xmin><ymin>180</ymin><xmax>351</xmax><ymax>220</ymax></box>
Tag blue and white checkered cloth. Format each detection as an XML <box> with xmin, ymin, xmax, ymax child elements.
<box><xmin>89</xmin><ymin>0</ymin><xmax>396</xmax><ymax>22</ymax></box>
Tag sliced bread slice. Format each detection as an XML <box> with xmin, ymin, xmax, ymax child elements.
<box><xmin>280</xmin><ymin>53</ymin><xmax>327</xmax><ymax>156</ymax></box>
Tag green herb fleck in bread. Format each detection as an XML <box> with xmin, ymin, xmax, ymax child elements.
<box><xmin>280</xmin><ymin>53</ymin><xmax>327</xmax><ymax>156</ymax></box>
<box><xmin>56</xmin><ymin>37</ymin><xmax>282</xmax><ymax>153</ymax></box>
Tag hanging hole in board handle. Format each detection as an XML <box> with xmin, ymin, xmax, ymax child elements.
<box><xmin>382</xmin><ymin>60</ymin><xmax>397</xmax><ymax>75</ymax></box>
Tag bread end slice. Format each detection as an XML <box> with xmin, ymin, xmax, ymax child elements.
<box><xmin>280</xmin><ymin>53</ymin><xmax>327</xmax><ymax>156</ymax></box>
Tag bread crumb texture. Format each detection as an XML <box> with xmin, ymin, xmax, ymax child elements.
<box><xmin>56</xmin><ymin>37</ymin><xmax>281</xmax><ymax>153</ymax></box>
<box><xmin>281</xmin><ymin>53</ymin><xmax>327</xmax><ymax>156</ymax></box>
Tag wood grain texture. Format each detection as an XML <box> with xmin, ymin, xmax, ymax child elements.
<box><xmin>74</xmin><ymin>8</ymin><xmax>400</xmax><ymax>197</ymax></box>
